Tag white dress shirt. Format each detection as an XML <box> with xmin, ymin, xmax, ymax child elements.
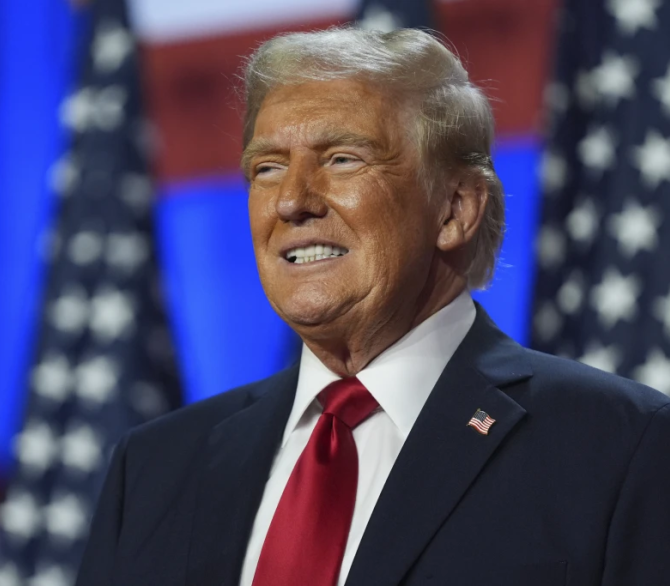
<box><xmin>239</xmin><ymin>291</ymin><xmax>476</xmax><ymax>586</ymax></box>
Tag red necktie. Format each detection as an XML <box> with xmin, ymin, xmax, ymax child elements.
<box><xmin>252</xmin><ymin>377</ymin><xmax>379</xmax><ymax>586</ymax></box>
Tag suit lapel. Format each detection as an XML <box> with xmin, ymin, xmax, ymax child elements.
<box><xmin>185</xmin><ymin>365</ymin><xmax>299</xmax><ymax>586</ymax></box>
<box><xmin>345</xmin><ymin>306</ymin><xmax>532</xmax><ymax>586</ymax></box>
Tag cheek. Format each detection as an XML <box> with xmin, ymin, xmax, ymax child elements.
<box><xmin>355</xmin><ymin>223</ymin><xmax>414</xmax><ymax>287</ymax></box>
<box><xmin>248</xmin><ymin>190</ymin><xmax>274</xmax><ymax>248</ymax></box>
<box><xmin>357</xmin><ymin>187</ymin><xmax>430</xmax><ymax>250</ymax></box>
<box><xmin>364</xmin><ymin>209</ymin><xmax>436</xmax><ymax>281</ymax></box>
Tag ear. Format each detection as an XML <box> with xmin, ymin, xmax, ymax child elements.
<box><xmin>436</xmin><ymin>171</ymin><xmax>489</xmax><ymax>252</ymax></box>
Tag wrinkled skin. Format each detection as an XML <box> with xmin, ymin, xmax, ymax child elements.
<box><xmin>245</xmin><ymin>79</ymin><xmax>487</xmax><ymax>376</ymax></box>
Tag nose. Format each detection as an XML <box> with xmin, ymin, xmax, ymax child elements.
<box><xmin>275</xmin><ymin>156</ymin><xmax>328</xmax><ymax>224</ymax></box>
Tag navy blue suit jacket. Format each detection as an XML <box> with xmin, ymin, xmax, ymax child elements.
<box><xmin>76</xmin><ymin>306</ymin><xmax>670</xmax><ymax>586</ymax></box>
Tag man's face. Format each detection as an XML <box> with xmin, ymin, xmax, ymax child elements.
<box><xmin>246</xmin><ymin>78</ymin><xmax>445</xmax><ymax>337</ymax></box>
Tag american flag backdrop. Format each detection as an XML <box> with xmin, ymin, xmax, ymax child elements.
<box><xmin>0</xmin><ymin>0</ymin><xmax>182</xmax><ymax>582</ymax></box>
<box><xmin>0</xmin><ymin>0</ymin><xmax>563</xmax><ymax>582</ymax></box>
<box><xmin>532</xmin><ymin>0</ymin><xmax>670</xmax><ymax>396</ymax></box>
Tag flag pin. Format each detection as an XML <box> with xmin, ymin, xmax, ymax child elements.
<box><xmin>467</xmin><ymin>408</ymin><xmax>496</xmax><ymax>435</ymax></box>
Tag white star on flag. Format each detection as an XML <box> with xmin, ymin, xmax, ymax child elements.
<box><xmin>48</xmin><ymin>286</ymin><xmax>89</xmax><ymax>334</ymax></box>
<box><xmin>60</xmin><ymin>85</ymin><xmax>128</xmax><ymax>132</ymax></box>
<box><xmin>60</xmin><ymin>423</ymin><xmax>103</xmax><ymax>474</ymax></box>
<box><xmin>607</xmin><ymin>199</ymin><xmax>661</xmax><ymax>257</ymax></box>
<box><xmin>592</xmin><ymin>52</ymin><xmax>638</xmax><ymax>105</ymax></box>
<box><xmin>27</xmin><ymin>565</ymin><xmax>72</xmax><ymax>586</ymax></box>
<box><xmin>633</xmin><ymin>349</ymin><xmax>670</xmax><ymax>395</ymax></box>
<box><xmin>13</xmin><ymin>421</ymin><xmax>60</xmax><ymax>476</ymax></box>
<box><xmin>566</xmin><ymin>197</ymin><xmax>599</xmax><ymax>244</ymax></box>
<box><xmin>89</xmin><ymin>287</ymin><xmax>136</xmax><ymax>342</ymax></box>
<box><xmin>358</xmin><ymin>4</ymin><xmax>402</xmax><ymax>32</ymax></box>
<box><xmin>68</xmin><ymin>231</ymin><xmax>104</xmax><ymax>266</ymax></box>
<box><xmin>59</xmin><ymin>88</ymin><xmax>96</xmax><ymax>132</ymax></box>
<box><xmin>607</xmin><ymin>0</ymin><xmax>661</xmax><ymax>36</ymax></box>
<box><xmin>74</xmin><ymin>356</ymin><xmax>119</xmax><ymax>405</ymax></box>
<box><xmin>106</xmin><ymin>232</ymin><xmax>149</xmax><ymax>273</ymax></box>
<box><xmin>579</xmin><ymin>343</ymin><xmax>622</xmax><ymax>373</ymax></box>
<box><xmin>43</xmin><ymin>494</ymin><xmax>89</xmax><ymax>543</ymax></box>
<box><xmin>631</xmin><ymin>130</ymin><xmax>670</xmax><ymax>188</ymax></box>
<box><xmin>0</xmin><ymin>491</ymin><xmax>43</xmax><ymax>542</ymax></box>
<box><xmin>31</xmin><ymin>354</ymin><xmax>73</xmax><ymax>403</ymax></box>
<box><xmin>578</xmin><ymin>126</ymin><xmax>617</xmax><ymax>173</ymax></box>
<box><xmin>590</xmin><ymin>268</ymin><xmax>642</xmax><ymax>328</ymax></box>
<box><xmin>93</xmin><ymin>20</ymin><xmax>134</xmax><ymax>73</ymax></box>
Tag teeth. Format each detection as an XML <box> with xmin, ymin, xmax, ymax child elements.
<box><xmin>286</xmin><ymin>244</ymin><xmax>348</xmax><ymax>263</ymax></box>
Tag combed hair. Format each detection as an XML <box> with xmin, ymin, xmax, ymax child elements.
<box><xmin>242</xmin><ymin>26</ymin><xmax>504</xmax><ymax>289</ymax></box>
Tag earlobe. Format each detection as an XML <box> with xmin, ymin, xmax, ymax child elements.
<box><xmin>436</xmin><ymin>217</ymin><xmax>465</xmax><ymax>251</ymax></box>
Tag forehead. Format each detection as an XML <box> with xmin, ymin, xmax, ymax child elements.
<box><xmin>251</xmin><ymin>78</ymin><xmax>408</xmax><ymax>148</ymax></box>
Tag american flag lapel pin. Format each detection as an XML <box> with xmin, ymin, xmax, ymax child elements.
<box><xmin>467</xmin><ymin>408</ymin><xmax>496</xmax><ymax>435</ymax></box>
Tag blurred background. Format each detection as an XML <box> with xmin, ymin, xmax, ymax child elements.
<box><xmin>0</xmin><ymin>0</ymin><xmax>669</xmax><ymax>582</ymax></box>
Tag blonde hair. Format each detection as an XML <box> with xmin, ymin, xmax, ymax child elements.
<box><xmin>242</xmin><ymin>27</ymin><xmax>504</xmax><ymax>288</ymax></box>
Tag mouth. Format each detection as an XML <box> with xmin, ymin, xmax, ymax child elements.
<box><xmin>283</xmin><ymin>243</ymin><xmax>349</xmax><ymax>265</ymax></box>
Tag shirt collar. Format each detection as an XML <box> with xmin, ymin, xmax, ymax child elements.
<box><xmin>282</xmin><ymin>290</ymin><xmax>476</xmax><ymax>447</ymax></box>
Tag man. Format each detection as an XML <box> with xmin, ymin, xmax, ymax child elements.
<box><xmin>76</xmin><ymin>28</ymin><xmax>670</xmax><ymax>586</ymax></box>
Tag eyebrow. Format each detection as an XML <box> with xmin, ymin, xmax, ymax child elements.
<box><xmin>241</xmin><ymin>131</ymin><xmax>382</xmax><ymax>176</ymax></box>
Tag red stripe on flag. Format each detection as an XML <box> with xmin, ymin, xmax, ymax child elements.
<box><xmin>435</xmin><ymin>0</ymin><xmax>559</xmax><ymax>136</ymax></box>
<box><xmin>141</xmin><ymin>0</ymin><xmax>559</xmax><ymax>183</ymax></box>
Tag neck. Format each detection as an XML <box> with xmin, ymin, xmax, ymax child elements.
<box><xmin>300</xmin><ymin>274</ymin><xmax>467</xmax><ymax>377</ymax></box>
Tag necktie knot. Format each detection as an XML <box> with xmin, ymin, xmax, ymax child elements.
<box><xmin>318</xmin><ymin>377</ymin><xmax>379</xmax><ymax>429</ymax></box>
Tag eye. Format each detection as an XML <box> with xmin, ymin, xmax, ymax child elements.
<box><xmin>255</xmin><ymin>162</ymin><xmax>285</xmax><ymax>177</ymax></box>
<box><xmin>325</xmin><ymin>152</ymin><xmax>366</xmax><ymax>171</ymax></box>
<box><xmin>330</xmin><ymin>154</ymin><xmax>358</xmax><ymax>165</ymax></box>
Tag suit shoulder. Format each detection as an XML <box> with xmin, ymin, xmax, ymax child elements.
<box><xmin>126</xmin><ymin>365</ymin><xmax>297</xmax><ymax>452</ymax></box>
<box><xmin>522</xmin><ymin>348</ymin><xmax>670</xmax><ymax>417</ymax></box>
<box><xmin>503</xmin><ymin>349</ymin><xmax>670</xmax><ymax>477</ymax></box>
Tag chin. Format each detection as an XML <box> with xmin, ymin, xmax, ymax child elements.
<box><xmin>274</xmin><ymin>289</ymin><xmax>351</xmax><ymax>331</ymax></box>
<box><xmin>280</xmin><ymin>303</ymin><xmax>338</xmax><ymax>328</ymax></box>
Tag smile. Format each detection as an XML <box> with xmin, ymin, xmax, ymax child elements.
<box><xmin>284</xmin><ymin>244</ymin><xmax>349</xmax><ymax>264</ymax></box>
